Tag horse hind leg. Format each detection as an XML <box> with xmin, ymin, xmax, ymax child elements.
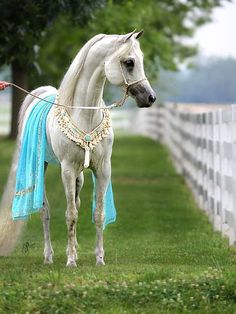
<box><xmin>41</xmin><ymin>163</ymin><xmax>53</xmax><ymax>264</ymax></box>
<box><xmin>41</xmin><ymin>192</ymin><xmax>54</xmax><ymax>264</ymax></box>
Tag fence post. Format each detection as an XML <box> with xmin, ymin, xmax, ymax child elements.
<box><xmin>231</xmin><ymin>105</ymin><xmax>236</xmax><ymax>245</ymax></box>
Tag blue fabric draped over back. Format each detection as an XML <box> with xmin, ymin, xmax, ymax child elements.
<box><xmin>12</xmin><ymin>94</ymin><xmax>116</xmax><ymax>229</ymax></box>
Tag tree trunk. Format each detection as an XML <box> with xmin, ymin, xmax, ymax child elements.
<box><xmin>9</xmin><ymin>61</ymin><xmax>28</xmax><ymax>139</ymax></box>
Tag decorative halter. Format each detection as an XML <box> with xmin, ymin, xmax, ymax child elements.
<box><xmin>118</xmin><ymin>59</ymin><xmax>147</xmax><ymax>99</ymax></box>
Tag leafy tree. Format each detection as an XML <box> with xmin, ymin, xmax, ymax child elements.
<box><xmin>0</xmin><ymin>0</ymin><xmax>228</xmax><ymax>138</ymax></box>
<box><xmin>32</xmin><ymin>0</ymin><xmax>228</xmax><ymax>88</ymax></box>
<box><xmin>0</xmin><ymin>0</ymin><xmax>105</xmax><ymax>138</ymax></box>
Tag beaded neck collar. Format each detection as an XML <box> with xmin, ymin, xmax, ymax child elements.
<box><xmin>54</xmin><ymin>95</ymin><xmax>112</xmax><ymax>168</ymax></box>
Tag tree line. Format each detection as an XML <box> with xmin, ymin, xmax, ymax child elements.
<box><xmin>0</xmin><ymin>0</ymin><xmax>228</xmax><ymax>138</ymax></box>
<box><xmin>159</xmin><ymin>57</ymin><xmax>236</xmax><ymax>104</ymax></box>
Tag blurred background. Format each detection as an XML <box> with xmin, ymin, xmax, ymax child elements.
<box><xmin>0</xmin><ymin>0</ymin><xmax>235</xmax><ymax>138</ymax></box>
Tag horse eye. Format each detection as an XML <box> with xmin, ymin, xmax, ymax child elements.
<box><xmin>124</xmin><ymin>59</ymin><xmax>134</xmax><ymax>69</ymax></box>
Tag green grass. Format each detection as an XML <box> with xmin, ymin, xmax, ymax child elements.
<box><xmin>0</xmin><ymin>136</ymin><xmax>235</xmax><ymax>313</ymax></box>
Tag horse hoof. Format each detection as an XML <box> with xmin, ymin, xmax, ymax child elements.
<box><xmin>66</xmin><ymin>260</ymin><xmax>77</xmax><ymax>267</ymax></box>
<box><xmin>96</xmin><ymin>258</ymin><xmax>105</xmax><ymax>266</ymax></box>
<box><xmin>44</xmin><ymin>255</ymin><xmax>53</xmax><ymax>264</ymax></box>
<box><xmin>44</xmin><ymin>258</ymin><xmax>53</xmax><ymax>264</ymax></box>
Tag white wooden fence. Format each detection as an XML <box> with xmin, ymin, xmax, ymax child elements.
<box><xmin>0</xmin><ymin>95</ymin><xmax>10</xmax><ymax>135</ymax></box>
<box><xmin>131</xmin><ymin>103</ymin><xmax>236</xmax><ymax>245</ymax></box>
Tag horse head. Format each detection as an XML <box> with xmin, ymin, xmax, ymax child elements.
<box><xmin>104</xmin><ymin>30</ymin><xmax>156</xmax><ymax>108</ymax></box>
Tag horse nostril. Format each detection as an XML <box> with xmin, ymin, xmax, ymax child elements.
<box><xmin>148</xmin><ymin>94</ymin><xmax>156</xmax><ymax>104</ymax></box>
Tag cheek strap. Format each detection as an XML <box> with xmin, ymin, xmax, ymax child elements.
<box><xmin>119</xmin><ymin>60</ymin><xmax>147</xmax><ymax>95</ymax></box>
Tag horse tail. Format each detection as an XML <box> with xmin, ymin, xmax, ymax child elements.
<box><xmin>0</xmin><ymin>143</ymin><xmax>24</xmax><ymax>255</ymax></box>
<box><xmin>0</xmin><ymin>86</ymin><xmax>55</xmax><ymax>256</ymax></box>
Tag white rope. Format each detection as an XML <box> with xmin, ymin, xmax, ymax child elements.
<box><xmin>1</xmin><ymin>36</ymin><xmax>148</xmax><ymax>111</ymax></box>
<box><xmin>9</xmin><ymin>83</ymin><xmax>125</xmax><ymax>110</ymax></box>
<box><xmin>8</xmin><ymin>60</ymin><xmax>147</xmax><ymax>111</ymax></box>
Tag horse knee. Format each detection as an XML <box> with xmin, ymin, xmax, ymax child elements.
<box><xmin>65</xmin><ymin>208</ymin><xmax>78</xmax><ymax>226</ymax></box>
<box><xmin>94</xmin><ymin>208</ymin><xmax>105</xmax><ymax>228</ymax></box>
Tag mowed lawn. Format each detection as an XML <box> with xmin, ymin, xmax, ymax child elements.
<box><xmin>0</xmin><ymin>136</ymin><xmax>235</xmax><ymax>313</ymax></box>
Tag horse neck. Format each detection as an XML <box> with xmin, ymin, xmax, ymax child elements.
<box><xmin>70</xmin><ymin>53</ymin><xmax>106</xmax><ymax>133</ymax></box>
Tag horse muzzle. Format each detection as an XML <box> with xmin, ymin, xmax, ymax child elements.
<box><xmin>128</xmin><ymin>82</ymin><xmax>156</xmax><ymax>108</ymax></box>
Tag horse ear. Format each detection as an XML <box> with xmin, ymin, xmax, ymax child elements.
<box><xmin>123</xmin><ymin>29</ymin><xmax>137</xmax><ymax>42</ymax></box>
<box><xmin>135</xmin><ymin>30</ymin><xmax>144</xmax><ymax>40</ymax></box>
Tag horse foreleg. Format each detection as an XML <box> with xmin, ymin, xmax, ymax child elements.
<box><xmin>61</xmin><ymin>164</ymin><xmax>78</xmax><ymax>267</ymax></box>
<box><xmin>93</xmin><ymin>162</ymin><xmax>111</xmax><ymax>265</ymax></box>
<box><xmin>74</xmin><ymin>172</ymin><xmax>84</xmax><ymax>260</ymax></box>
<box><xmin>41</xmin><ymin>193</ymin><xmax>54</xmax><ymax>264</ymax></box>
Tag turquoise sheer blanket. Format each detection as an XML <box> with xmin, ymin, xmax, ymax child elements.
<box><xmin>12</xmin><ymin>94</ymin><xmax>116</xmax><ymax>228</ymax></box>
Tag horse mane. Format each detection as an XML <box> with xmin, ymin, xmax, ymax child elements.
<box><xmin>58</xmin><ymin>34</ymin><xmax>106</xmax><ymax>107</ymax></box>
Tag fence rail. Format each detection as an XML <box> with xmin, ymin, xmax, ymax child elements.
<box><xmin>0</xmin><ymin>95</ymin><xmax>10</xmax><ymax>135</ymax></box>
<box><xmin>131</xmin><ymin>103</ymin><xmax>236</xmax><ymax>245</ymax></box>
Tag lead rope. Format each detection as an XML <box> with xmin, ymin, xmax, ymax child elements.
<box><xmin>0</xmin><ymin>64</ymin><xmax>147</xmax><ymax>169</ymax></box>
<box><xmin>0</xmin><ymin>60</ymin><xmax>147</xmax><ymax>109</ymax></box>
<box><xmin>0</xmin><ymin>55</ymin><xmax>147</xmax><ymax>108</ymax></box>
<box><xmin>0</xmin><ymin>81</ymin><xmax>128</xmax><ymax>109</ymax></box>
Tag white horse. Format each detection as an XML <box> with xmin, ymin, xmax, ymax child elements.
<box><xmin>0</xmin><ymin>31</ymin><xmax>156</xmax><ymax>266</ymax></box>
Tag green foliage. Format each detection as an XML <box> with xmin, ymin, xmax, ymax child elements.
<box><xmin>0</xmin><ymin>136</ymin><xmax>235</xmax><ymax>313</ymax></box>
<box><xmin>30</xmin><ymin>0</ymin><xmax>227</xmax><ymax>87</ymax></box>
<box><xmin>0</xmin><ymin>0</ymin><xmax>105</xmax><ymax>68</ymax></box>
